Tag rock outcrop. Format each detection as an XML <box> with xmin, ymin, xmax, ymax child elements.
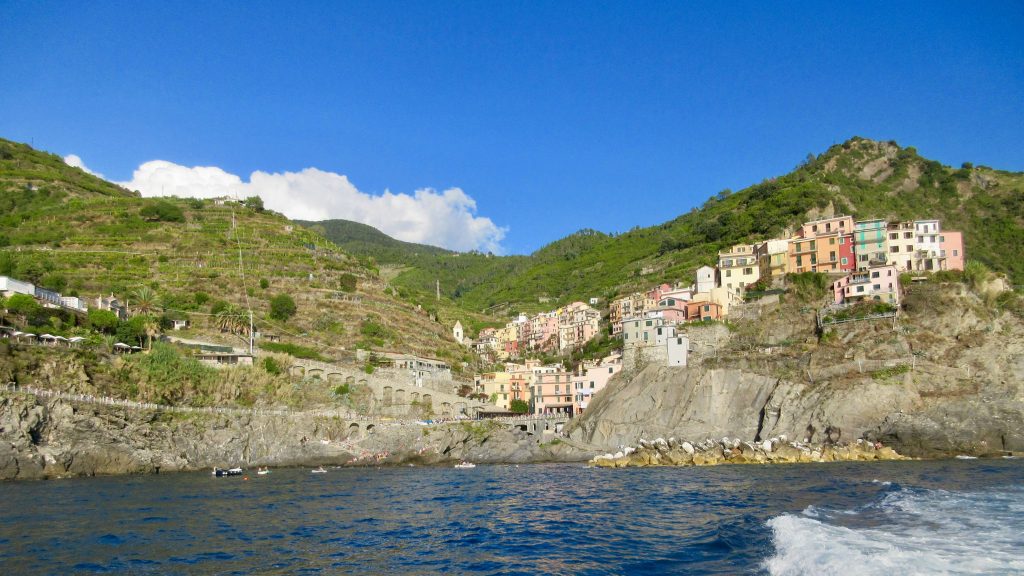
<box><xmin>590</xmin><ymin>436</ymin><xmax>907</xmax><ymax>468</ymax></box>
<box><xmin>0</xmin><ymin>393</ymin><xmax>592</xmax><ymax>480</ymax></box>
<box><xmin>568</xmin><ymin>285</ymin><xmax>1024</xmax><ymax>458</ymax></box>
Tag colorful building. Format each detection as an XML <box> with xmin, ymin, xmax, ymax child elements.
<box><xmin>571</xmin><ymin>357</ymin><xmax>623</xmax><ymax>413</ymax></box>
<box><xmin>717</xmin><ymin>243</ymin><xmax>759</xmax><ymax>294</ymax></box>
<box><xmin>755</xmin><ymin>238</ymin><xmax>790</xmax><ymax>285</ymax></box>
<box><xmin>831</xmin><ymin>265</ymin><xmax>900</xmax><ymax>306</ymax></box>
<box><xmin>940</xmin><ymin>231</ymin><xmax>965</xmax><ymax>271</ymax></box>
<box><xmin>854</xmin><ymin>219</ymin><xmax>889</xmax><ymax>270</ymax></box>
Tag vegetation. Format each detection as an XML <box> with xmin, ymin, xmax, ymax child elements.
<box><xmin>510</xmin><ymin>399</ymin><xmax>529</xmax><ymax>414</ymax></box>
<box><xmin>139</xmin><ymin>201</ymin><xmax>185</xmax><ymax>222</ymax></box>
<box><xmin>871</xmin><ymin>364</ymin><xmax>911</xmax><ymax>381</ymax></box>
<box><xmin>258</xmin><ymin>341</ymin><xmax>325</xmax><ymax>361</ymax></box>
<box><xmin>269</xmin><ymin>293</ymin><xmax>297</xmax><ymax>321</ymax></box>
<box><xmin>307</xmin><ymin>137</ymin><xmax>1024</xmax><ymax>315</ymax></box>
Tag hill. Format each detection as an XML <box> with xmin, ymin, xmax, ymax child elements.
<box><xmin>294</xmin><ymin>218</ymin><xmax>453</xmax><ymax>264</ymax></box>
<box><xmin>0</xmin><ymin>137</ymin><xmax>481</xmax><ymax>368</ymax></box>
<box><xmin>306</xmin><ymin>137</ymin><xmax>1023</xmax><ymax>317</ymax></box>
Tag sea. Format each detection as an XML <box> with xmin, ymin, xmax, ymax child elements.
<box><xmin>1</xmin><ymin>459</ymin><xmax>1022</xmax><ymax>575</ymax></box>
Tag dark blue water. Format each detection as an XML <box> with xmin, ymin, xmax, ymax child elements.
<box><xmin>1</xmin><ymin>459</ymin><xmax>1022</xmax><ymax>575</ymax></box>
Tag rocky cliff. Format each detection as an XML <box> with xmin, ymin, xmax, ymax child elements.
<box><xmin>0</xmin><ymin>393</ymin><xmax>590</xmax><ymax>480</ymax></box>
<box><xmin>568</xmin><ymin>282</ymin><xmax>1024</xmax><ymax>458</ymax></box>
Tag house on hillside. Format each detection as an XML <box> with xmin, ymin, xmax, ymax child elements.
<box><xmin>831</xmin><ymin>265</ymin><xmax>900</xmax><ymax>306</ymax></box>
<box><xmin>95</xmin><ymin>294</ymin><xmax>128</xmax><ymax>320</ymax></box>
<box><xmin>453</xmin><ymin>320</ymin><xmax>465</xmax><ymax>344</ymax></box>
<box><xmin>0</xmin><ymin>276</ymin><xmax>35</xmax><ymax>298</ymax></box>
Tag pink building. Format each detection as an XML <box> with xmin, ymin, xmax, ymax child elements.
<box><xmin>940</xmin><ymin>231</ymin><xmax>965</xmax><ymax>271</ymax></box>
<box><xmin>572</xmin><ymin>360</ymin><xmax>623</xmax><ymax>413</ymax></box>
<box><xmin>832</xmin><ymin>265</ymin><xmax>900</xmax><ymax>306</ymax></box>
<box><xmin>532</xmin><ymin>370</ymin><xmax>574</xmax><ymax>415</ymax></box>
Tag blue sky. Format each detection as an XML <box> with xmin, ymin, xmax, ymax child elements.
<box><xmin>1</xmin><ymin>1</ymin><xmax>1022</xmax><ymax>254</ymax></box>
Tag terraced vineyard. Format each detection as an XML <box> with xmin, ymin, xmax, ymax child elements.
<box><xmin>0</xmin><ymin>138</ymin><xmax>482</xmax><ymax>368</ymax></box>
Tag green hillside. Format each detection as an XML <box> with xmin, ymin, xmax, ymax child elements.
<box><xmin>0</xmin><ymin>137</ymin><xmax>481</xmax><ymax>366</ymax></box>
<box><xmin>294</xmin><ymin>218</ymin><xmax>453</xmax><ymax>264</ymax></box>
<box><xmin>307</xmin><ymin>137</ymin><xmax>1023</xmax><ymax>315</ymax></box>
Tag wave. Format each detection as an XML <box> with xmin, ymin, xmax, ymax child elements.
<box><xmin>764</xmin><ymin>485</ymin><xmax>1024</xmax><ymax>575</ymax></box>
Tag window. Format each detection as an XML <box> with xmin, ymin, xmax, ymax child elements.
<box><xmin>953</xmin><ymin>249</ymin><xmax>959</xmax><ymax>256</ymax></box>
<box><xmin>555</xmin><ymin>385</ymin><xmax>560</xmax><ymax>393</ymax></box>
<box><xmin>840</xmin><ymin>237</ymin><xmax>846</xmax><ymax>244</ymax></box>
<box><xmin>871</xmin><ymin>271</ymin><xmax>879</xmax><ymax>278</ymax></box>
<box><xmin>889</xmin><ymin>233</ymin><xmax>898</xmax><ymax>240</ymax></box>
<box><xmin>860</xmin><ymin>254</ymin><xmax>868</xmax><ymax>262</ymax></box>
<box><xmin>726</xmin><ymin>269</ymin><xmax>732</xmax><ymax>277</ymax></box>
<box><xmin>841</xmin><ymin>257</ymin><xmax>848</xmax><ymax>265</ymax></box>
<box><xmin>940</xmin><ymin>236</ymin><xmax>945</xmax><ymax>242</ymax></box>
<box><xmin>590</xmin><ymin>381</ymin><xmax>596</xmax><ymax>388</ymax></box>
<box><xmin>657</xmin><ymin>328</ymin><xmax>662</xmax><ymax>335</ymax></box>
<box><xmin>830</xmin><ymin>251</ymin><xmax>836</xmax><ymax>262</ymax></box>
<box><xmin>829</xmin><ymin>238</ymin><xmax>835</xmax><ymax>245</ymax></box>
<box><xmin>810</xmin><ymin>241</ymin><xmax>816</xmax><ymax>250</ymax></box>
<box><xmin>703</xmin><ymin>305</ymin><xmax>710</xmax><ymax>311</ymax></box>
<box><xmin>744</xmin><ymin>267</ymin><xmax>752</xmax><ymax>275</ymax></box>
<box><xmin>873</xmin><ymin>284</ymin><xmax>881</xmax><ymax>291</ymax></box>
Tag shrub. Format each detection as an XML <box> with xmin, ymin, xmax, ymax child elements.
<box><xmin>243</xmin><ymin>196</ymin><xmax>264</xmax><ymax>212</ymax></box>
<box><xmin>209</xmin><ymin>300</ymin><xmax>230</xmax><ymax>315</ymax></box>
<box><xmin>262</xmin><ymin>356</ymin><xmax>282</xmax><ymax>375</ymax></box>
<box><xmin>338</xmin><ymin>273</ymin><xmax>357</xmax><ymax>292</ymax></box>
<box><xmin>259</xmin><ymin>341</ymin><xmax>324</xmax><ymax>361</ymax></box>
<box><xmin>510</xmin><ymin>399</ymin><xmax>529</xmax><ymax>414</ymax></box>
<box><xmin>269</xmin><ymin>294</ymin><xmax>296</xmax><ymax>321</ymax></box>
<box><xmin>194</xmin><ymin>292</ymin><xmax>209</xmax><ymax>306</ymax></box>
<box><xmin>259</xmin><ymin>278</ymin><xmax>269</xmax><ymax>290</ymax></box>
<box><xmin>139</xmin><ymin>201</ymin><xmax>185</xmax><ymax>222</ymax></box>
<box><xmin>6</xmin><ymin>293</ymin><xmax>40</xmax><ymax>318</ymax></box>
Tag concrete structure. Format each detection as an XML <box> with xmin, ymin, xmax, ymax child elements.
<box><xmin>695</xmin><ymin>265</ymin><xmax>717</xmax><ymax>294</ymax></box>
<box><xmin>854</xmin><ymin>219</ymin><xmax>889</xmax><ymax>270</ymax></box>
<box><xmin>832</xmin><ymin>265</ymin><xmax>900</xmax><ymax>305</ymax></box>
<box><xmin>360</xmin><ymin>351</ymin><xmax>453</xmax><ymax>382</ymax></box>
<box><xmin>196</xmin><ymin>352</ymin><xmax>255</xmax><ymax>367</ymax></box>
<box><xmin>34</xmin><ymin>287</ymin><xmax>62</xmax><ymax>307</ymax></box>
<box><xmin>755</xmin><ymin>239</ymin><xmax>790</xmax><ymax>285</ymax></box>
<box><xmin>95</xmin><ymin>294</ymin><xmax>128</xmax><ymax>320</ymax></box>
<box><xmin>717</xmin><ymin>244</ymin><xmax>759</xmax><ymax>294</ymax></box>
<box><xmin>0</xmin><ymin>276</ymin><xmax>35</xmax><ymax>298</ymax></box>
<box><xmin>452</xmin><ymin>321</ymin><xmax>464</xmax><ymax>345</ymax></box>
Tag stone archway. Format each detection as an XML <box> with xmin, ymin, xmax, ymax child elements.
<box><xmin>327</xmin><ymin>373</ymin><xmax>343</xmax><ymax>383</ymax></box>
<box><xmin>442</xmin><ymin>402</ymin><xmax>452</xmax><ymax>417</ymax></box>
<box><xmin>307</xmin><ymin>368</ymin><xmax>323</xmax><ymax>380</ymax></box>
<box><xmin>383</xmin><ymin>386</ymin><xmax>393</xmax><ymax>406</ymax></box>
<box><xmin>347</xmin><ymin>422</ymin><xmax>360</xmax><ymax>438</ymax></box>
<box><xmin>345</xmin><ymin>375</ymin><xmax>355</xmax><ymax>385</ymax></box>
<box><xmin>289</xmin><ymin>365</ymin><xmax>306</xmax><ymax>378</ymax></box>
<box><xmin>395</xmin><ymin>389</ymin><xmax>406</xmax><ymax>405</ymax></box>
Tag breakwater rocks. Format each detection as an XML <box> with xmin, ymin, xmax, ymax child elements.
<box><xmin>590</xmin><ymin>436</ymin><xmax>907</xmax><ymax>468</ymax></box>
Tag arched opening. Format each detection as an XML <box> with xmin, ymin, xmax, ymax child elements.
<box><xmin>307</xmin><ymin>368</ymin><xmax>323</xmax><ymax>380</ymax></box>
<box><xmin>289</xmin><ymin>365</ymin><xmax>306</xmax><ymax>378</ymax></box>
<box><xmin>365</xmin><ymin>424</ymin><xmax>375</xmax><ymax>432</ymax></box>
<box><xmin>442</xmin><ymin>402</ymin><xmax>452</xmax><ymax>417</ymax></box>
<box><xmin>383</xmin><ymin>386</ymin><xmax>393</xmax><ymax>406</ymax></box>
<box><xmin>345</xmin><ymin>375</ymin><xmax>355</xmax><ymax>385</ymax></box>
<box><xmin>395</xmin><ymin>389</ymin><xmax>406</xmax><ymax>405</ymax></box>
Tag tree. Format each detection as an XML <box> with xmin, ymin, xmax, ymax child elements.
<box><xmin>88</xmin><ymin>309</ymin><xmax>120</xmax><ymax>333</ymax></box>
<box><xmin>269</xmin><ymin>294</ymin><xmax>296</xmax><ymax>321</ymax></box>
<box><xmin>6</xmin><ymin>293</ymin><xmax>40</xmax><ymax>321</ymax></box>
<box><xmin>131</xmin><ymin>286</ymin><xmax>161</xmax><ymax>315</ymax></box>
<box><xmin>243</xmin><ymin>196</ymin><xmax>265</xmax><ymax>212</ymax></box>
<box><xmin>216</xmin><ymin>304</ymin><xmax>248</xmax><ymax>336</ymax></box>
<box><xmin>259</xmin><ymin>278</ymin><xmax>269</xmax><ymax>290</ymax></box>
<box><xmin>510</xmin><ymin>399</ymin><xmax>529</xmax><ymax>414</ymax></box>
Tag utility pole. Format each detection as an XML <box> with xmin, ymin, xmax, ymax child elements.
<box><xmin>436</xmin><ymin>279</ymin><xmax>440</xmax><ymax>301</ymax></box>
<box><xmin>249</xmin><ymin>310</ymin><xmax>254</xmax><ymax>355</ymax></box>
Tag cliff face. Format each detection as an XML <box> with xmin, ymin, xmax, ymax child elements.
<box><xmin>568</xmin><ymin>284</ymin><xmax>1024</xmax><ymax>458</ymax></box>
<box><xmin>0</xmin><ymin>394</ymin><xmax>589</xmax><ymax>481</ymax></box>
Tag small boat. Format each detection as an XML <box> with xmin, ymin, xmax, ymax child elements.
<box><xmin>212</xmin><ymin>467</ymin><xmax>244</xmax><ymax>477</ymax></box>
<box><xmin>454</xmin><ymin>461</ymin><xmax>476</xmax><ymax>469</ymax></box>
<box><xmin>257</xmin><ymin>467</ymin><xmax>270</xmax><ymax>475</ymax></box>
<box><xmin>311</xmin><ymin>466</ymin><xmax>327</xmax><ymax>474</ymax></box>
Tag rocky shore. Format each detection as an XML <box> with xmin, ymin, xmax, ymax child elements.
<box><xmin>591</xmin><ymin>435</ymin><xmax>907</xmax><ymax>468</ymax></box>
<box><xmin>0</xmin><ymin>391</ymin><xmax>592</xmax><ymax>481</ymax></box>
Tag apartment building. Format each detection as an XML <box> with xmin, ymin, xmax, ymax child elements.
<box><xmin>755</xmin><ymin>238</ymin><xmax>790</xmax><ymax>286</ymax></box>
<box><xmin>717</xmin><ymin>243</ymin><xmax>759</xmax><ymax>293</ymax></box>
<box><xmin>831</xmin><ymin>265</ymin><xmax>900</xmax><ymax>306</ymax></box>
<box><xmin>854</xmin><ymin>219</ymin><xmax>889</xmax><ymax>270</ymax></box>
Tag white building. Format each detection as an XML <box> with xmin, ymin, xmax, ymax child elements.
<box><xmin>622</xmin><ymin>316</ymin><xmax>688</xmax><ymax>368</ymax></box>
<box><xmin>0</xmin><ymin>276</ymin><xmax>35</xmax><ymax>298</ymax></box>
<box><xmin>60</xmin><ymin>296</ymin><xmax>88</xmax><ymax>312</ymax></box>
<box><xmin>453</xmin><ymin>321</ymin><xmax>464</xmax><ymax>345</ymax></box>
<box><xmin>695</xmin><ymin>265</ymin><xmax>716</xmax><ymax>294</ymax></box>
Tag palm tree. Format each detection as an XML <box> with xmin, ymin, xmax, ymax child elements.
<box><xmin>131</xmin><ymin>287</ymin><xmax>161</xmax><ymax>316</ymax></box>
<box><xmin>141</xmin><ymin>315</ymin><xmax>160</xmax><ymax>351</ymax></box>
<box><xmin>216</xmin><ymin>304</ymin><xmax>248</xmax><ymax>336</ymax></box>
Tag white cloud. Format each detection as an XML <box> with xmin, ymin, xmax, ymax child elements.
<box><xmin>63</xmin><ymin>154</ymin><xmax>104</xmax><ymax>179</ymax></box>
<box><xmin>115</xmin><ymin>160</ymin><xmax>507</xmax><ymax>253</ymax></box>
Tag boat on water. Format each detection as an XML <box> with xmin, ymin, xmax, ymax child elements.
<box><xmin>311</xmin><ymin>466</ymin><xmax>327</xmax><ymax>474</ymax></box>
<box><xmin>212</xmin><ymin>467</ymin><xmax>244</xmax><ymax>477</ymax></box>
<box><xmin>256</xmin><ymin>467</ymin><xmax>271</xmax><ymax>475</ymax></box>
<box><xmin>454</xmin><ymin>461</ymin><xmax>476</xmax><ymax>469</ymax></box>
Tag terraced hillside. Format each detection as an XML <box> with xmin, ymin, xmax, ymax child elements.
<box><xmin>0</xmin><ymin>138</ymin><xmax>479</xmax><ymax>367</ymax></box>
<box><xmin>308</xmin><ymin>137</ymin><xmax>1023</xmax><ymax>316</ymax></box>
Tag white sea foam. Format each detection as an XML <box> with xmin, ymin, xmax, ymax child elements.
<box><xmin>764</xmin><ymin>486</ymin><xmax>1024</xmax><ymax>575</ymax></box>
